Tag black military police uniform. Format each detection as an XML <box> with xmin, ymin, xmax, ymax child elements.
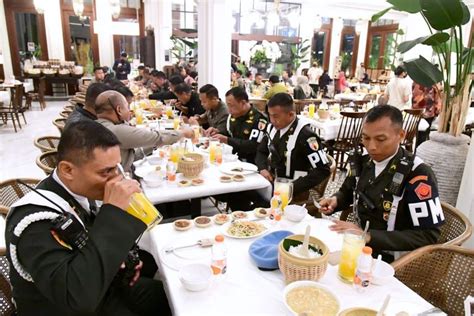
<box><xmin>333</xmin><ymin>147</ymin><xmax>445</xmax><ymax>262</ymax></box>
<box><xmin>255</xmin><ymin>118</ymin><xmax>331</xmax><ymax>197</ymax></box>
<box><xmin>5</xmin><ymin>175</ymin><xmax>170</xmax><ymax>315</ymax></box>
<box><xmin>223</xmin><ymin>106</ymin><xmax>267</xmax><ymax>163</ymax></box>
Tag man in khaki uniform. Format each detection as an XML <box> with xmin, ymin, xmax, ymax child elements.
<box><xmin>95</xmin><ymin>91</ymin><xmax>193</xmax><ymax>172</ymax></box>
<box><xmin>189</xmin><ymin>84</ymin><xmax>229</xmax><ymax>134</ymax></box>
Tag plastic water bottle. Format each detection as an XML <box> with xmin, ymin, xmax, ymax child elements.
<box><xmin>269</xmin><ymin>192</ymin><xmax>282</xmax><ymax>223</ymax></box>
<box><xmin>211</xmin><ymin>235</ymin><xmax>227</xmax><ymax>275</ymax></box>
<box><xmin>354</xmin><ymin>246</ymin><xmax>373</xmax><ymax>292</ymax></box>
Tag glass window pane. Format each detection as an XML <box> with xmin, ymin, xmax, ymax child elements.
<box><xmin>383</xmin><ymin>33</ymin><xmax>395</xmax><ymax>69</ymax></box>
<box><xmin>369</xmin><ymin>35</ymin><xmax>382</xmax><ymax>69</ymax></box>
<box><xmin>69</xmin><ymin>15</ymin><xmax>93</xmax><ymax>70</ymax></box>
<box><xmin>15</xmin><ymin>12</ymin><xmax>40</xmax><ymax>68</ymax></box>
<box><xmin>119</xmin><ymin>35</ymin><xmax>140</xmax><ymax>59</ymax></box>
<box><xmin>313</xmin><ymin>32</ymin><xmax>326</xmax><ymax>67</ymax></box>
<box><xmin>340</xmin><ymin>33</ymin><xmax>355</xmax><ymax>72</ymax></box>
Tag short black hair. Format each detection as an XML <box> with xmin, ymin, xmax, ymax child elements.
<box><xmin>245</xmin><ymin>71</ymin><xmax>252</xmax><ymax>78</ymax></box>
<box><xmin>189</xmin><ymin>71</ymin><xmax>198</xmax><ymax>79</ymax></box>
<box><xmin>269</xmin><ymin>75</ymin><xmax>280</xmax><ymax>84</ymax></box>
<box><xmin>151</xmin><ymin>70</ymin><xmax>166</xmax><ymax>79</ymax></box>
<box><xmin>121</xmin><ymin>52</ymin><xmax>127</xmax><ymax>58</ymax></box>
<box><xmin>236</xmin><ymin>70</ymin><xmax>243</xmax><ymax>75</ymax></box>
<box><xmin>93</xmin><ymin>66</ymin><xmax>104</xmax><ymax>73</ymax></box>
<box><xmin>199</xmin><ymin>84</ymin><xmax>219</xmax><ymax>99</ymax></box>
<box><xmin>169</xmin><ymin>75</ymin><xmax>184</xmax><ymax>86</ymax></box>
<box><xmin>255</xmin><ymin>73</ymin><xmax>263</xmax><ymax>78</ymax></box>
<box><xmin>137</xmin><ymin>65</ymin><xmax>145</xmax><ymax>70</ymax></box>
<box><xmin>58</xmin><ymin>120</ymin><xmax>120</xmax><ymax>165</ymax></box>
<box><xmin>174</xmin><ymin>83</ymin><xmax>192</xmax><ymax>95</ymax></box>
<box><xmin>115</xmin><ymin>86</ymin><xmax>133</xmax><ymax>99</ymax></box>
<box><xmin>85</xmin><ymin>83</ymin><xmax>110</xmax><ymax>108</ymax></box>
<box><xmin>267</xmin><ymin>93</ymin><xmax>294</xmax><ymax>112</ymax></box>
<box><xmin>394</xmin><ymin>65</ymin><xmax>406</xmax><ymax>76</ymax></box>
<box><xmin>365</xmin><ymin>105</ymin><xmax>403</xmax><ymax>128</ymax></box>
<box><xmin>225</xmin><ymin>87</ymin><xmax>248</xmax><ymax>102</ymax></box>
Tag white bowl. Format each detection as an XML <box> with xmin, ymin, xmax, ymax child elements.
<box><xmin>223</xmin><ymin>154</ymin><xmax>239</xmax><ymax>162</ymax></box>
<box><xmin>179</xmin><ymin>263</ymin><xmax>212</xmax><ymax>292</ymax></box>
<box><xmin>147</xmin><ymin>156</ymin><xmax>163</xmax><ymax>165</ymax></box>
<box><xmin>372</xmin><ymin>260</ymin><xmax>395</xmax><ymax>285</ymax></box>
<box><xmin>284</xmin><ymin>204</ymin><xmax>308</xmax><ymax>222</ymax></box>
<box><xmin>143</xmin><ymin>171</ymin><xmax>164</xmax><ymax>187</ymax></box>
<box><xmin>283</xmin><ymin>280</ymin><xmax>340</xmax><ymax>316</ymax></box>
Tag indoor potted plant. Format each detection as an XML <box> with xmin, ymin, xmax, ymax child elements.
<box><xmin>372</xmin><ymin>0</ymin><xmax>473</xmax><ymax>205</ymax></box>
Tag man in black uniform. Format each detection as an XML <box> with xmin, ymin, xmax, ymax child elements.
<box><xmin>211</xmin><ymin>87</ymin><xmax>267</xmax><ymax>164</ymax></box>
<box><xmin>173</xmin><ymin>83</ymin><xmax>205</xmax><ymax>118</ymax></box>
<box><xmin>319</xmin><ymin>105</ymin><xmax>444</xmax><ymax>262</ymax></box>
<box><xmin>5</xmin><ymin>121</ymin><xmax>170</xmax><ymax>315</ymax></box>
<box><xmin>255</xmin><ymin>93</ymin><xmax>331</xmax><ymax>200</ymax></box>
<box><xmin>65</xmin><ymin>83</ymin><xmax>110</xmax><ymax>128</ymax></box>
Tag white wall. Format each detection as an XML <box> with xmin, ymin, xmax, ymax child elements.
<box><xmin>0</xmin><ymin>0</ymin><xmax>13</xmax><ymax>79</ymax></box>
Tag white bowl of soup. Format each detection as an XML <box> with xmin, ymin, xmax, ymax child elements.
<box><xmin>283</xmin><ymin>281</ymin><xmax>340</xmax><ymax>316</ymax></box>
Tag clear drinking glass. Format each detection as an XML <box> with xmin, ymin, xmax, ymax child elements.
<box><xmin>274</xmin><ymin>178</ymin><xmax>293</xmax><ymax>211</ymax></box>
<box><xmin>338</xmin><ymin>229</ymin><xmax>366</xmax><ymax>283</ymax></box>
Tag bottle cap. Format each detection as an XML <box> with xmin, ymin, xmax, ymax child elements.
<box><xmin>362</xmin><ymin>246</ymin><xmax>372</xmax><ymax>255</ymax></box>
<box><xmin>215</xmin><ymin>235</ymin><xmax>224</xmax><ymax>242</ymax></box>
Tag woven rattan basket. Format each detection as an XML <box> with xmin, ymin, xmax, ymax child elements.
<box><xmin>178</xmin><ymin>153</ymin><xmax>204</xmax><ymax>178</ymax></box>
<box><xmin>278</xmin><ymin>234</ymin><xmax>329</xmax><ymax>283</ymax></box>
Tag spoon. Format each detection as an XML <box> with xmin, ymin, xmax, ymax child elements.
<box><xmin>138</xmin><ymin>147</ymin><xmax>148</xmax><ymax>165</ymax></box>
<box><xmin>299</xmin><ymin>225</ymin><xmax>311</xmax><ymax>258</ymax></box>
<box><xmin>165</xmin><ymin>238</ymin><xmax>214</xmax><ymax>253</ymax></box>
<box><xmin>377</xmin><ymin>294</ymin><xmax>391</xmax><ymax>316</ymax></box>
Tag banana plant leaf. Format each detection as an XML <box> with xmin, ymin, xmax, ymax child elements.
<box><xmin>404</xmin><ymin>56</ymin><xmax>443</xmax><ymax>87</ymax></box>
<box><xmin>420</xmin><ymin>0</ymin><xmax>464</xmax><ymax>31</ymax></box>
<box><xmin>371</xmin><ymin>6</ymin><xmax>393</xmax><ymax>22</ymax></box>
<box><xmin>460</xmin><ymin>2</ymin><xmax>471</xmax><ymax>25</ymax></box>
<box><xmin>398</xmin><ymin>33</ymin><xmax>450</xmax><ymax>54</ymax></box>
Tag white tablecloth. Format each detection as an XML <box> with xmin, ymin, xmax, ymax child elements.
<box><xmin>0</xmin><ymin>91</ymin><xmax>10</xmax><ymax>106</ymax></box>
<box><xmin>140</xmin><ymin>162</ymin><xmax>272</xmax><ymax>204</ymax></box>
<box><xmin>299</xmin><ymin>116</ymin><xmax>341</xmax><ymax>141</ymax></box>
<box><xmin>334</xmin><ymin>93</ymin><xmax>367</xmax><ymax>102</ymax></box>
<box><xmin>139</xmin><ymin>216</ymin><xmax>435</xmax><ymax>316</ymax></box>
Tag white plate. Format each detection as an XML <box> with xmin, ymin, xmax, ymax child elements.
<box><xmin>219</xmin><ymin>162</ymin><xmax>258</xmax><ymax>175</ymax></box>
<box><xmin>222</xmin><ymin>221</ymin><xmax>268</xmax><ymax>239</ymax></box>
<box><xmin>134</xmin><ymin>165</ymin><xmax>157</xmax><ymax>178</ymax></box>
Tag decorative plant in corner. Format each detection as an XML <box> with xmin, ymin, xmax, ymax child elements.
<box><xmin>373</xmin><ymin>0</ymin><xmax>473</xmax><ymax>136</ymax></box>
<box><xmin>288</xmin><ymin>39</ymin><xmax>310</xmax><ymax>73</ymax></box>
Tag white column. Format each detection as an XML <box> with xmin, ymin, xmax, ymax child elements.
<box><xmin>197</xmin><ymin>0</ymin><xmax>232</xmax><ymax>97</ymax></box>
<box><xmin>144</xmin><ymin>0</ymin><xmax>172</xmax><ymax>69</ymax></box>
<box><xmin>0</xmin><ymin>0</ymin><xmax>13</xmax><ymax>78</ymax></box>
<box><xmin>43</xmin><ymin>0</ymin><xmax>65</xmax><ymax>60</ymax></box>
<box><xmin>356</xmin><ymin>20</ymin><xmax>369</xmax><ymax>67</ymax></box>
<box><xmin>328</xmin><ymin>17</ymin><xmax>343</xmax><ymax>78</ymax></box>
<box><xmin>94</xmin><ymin>0</ymin><xmax>115</xmax><ymax>68</ymax></box>
<box><xmin>299</xmin><ymin>2</ymin><xmax>317</xmax><ymax>73</ymax></box>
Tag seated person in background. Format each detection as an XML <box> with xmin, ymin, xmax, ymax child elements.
<box><xmin>293</xmin><ymin>76</ymin><xmax>316</xmax><ymax>100</ymax></box>
<box><xmin>282</xmin><ymin>70</ymin><xmax>294</xmax><ymax>87</ymax></box>
<box><xmin>318</xmin><ymin>70</ymin><xmax>332</xmax><ymax>97</ymax></box>
<box><xmin>264</xmin><ymin>75</ymin><xmax>288</xmax><ymax>100</ymax></box>
<box><xmin>184</xmin><ymin>70</ymin><xmax>198</xmax><ymax>86</ymax></box>
<box><xmin>134</xmin><ymin>65</ymin><xmax>146</xmax><ymax>82</ymax></box>
<box><xmin>5</xmin><ymin>120</ymin><xmax>170</xmax><ymax>315</ymax></box>
<box><xmin>378</xmin><ymin>70</ymin><xmax>389</xmax><ymax>82</ymax></box>
<box><xmin>189</xmin><ymin>84</ymin><xmax>229</xmax><ymax>134</ymax></box>
<box><xmin>232</xmin><ymin>70</ymin><xmax>245</xmax><ymax>89</ymax></box>
<box><xmin>90</xmin><ymin>66</ymin><xmax>105</xmax><ymax>84</ymax></box>
<box><xmin>173</xmin><ymin>83</ymin><xmax>205</xmax><ymax>118</ymax></box>
<box><xmin>148</xmin><ymin>70</ymin><xmax>170</xmax><ymax>100</ymax></box>
<box><xmin>256</xmin><ymin>93</ymin><xmax>330</xmax><ymax>201</ymax></box>
<box><xmin>319</xmin><ymin>105</ymin><xmax>444</xmax><ymax>262</ymax></box>
<box><xmin>336</xmin><ymin>71</ymin><xmax>348</xmax><ymax>94</ymax></box>
<box><xmin>66</xmin><ymin>83</ymin><xmax>110</xmax><ymax>127</ymax></box>
<box><xmin>211</xmin><ymin>87</ymin><xmax>267</xmax><ymax>164</ymax></box>
<box><xmin>95</xmin><ymin>90</ymin><xmax>193</xmax><ymax>172</ymax></box>
<box><xmin>249</xmin><ymin>73</ymin><xmax>267</xmax><ymax>96</ymax></box>
<box><xmin>361</xmin><ymin>73</ymin><xmax>370</xmax><ymax>84</ymax></box>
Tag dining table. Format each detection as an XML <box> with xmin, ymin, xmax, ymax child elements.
<box><xmin>138</xmin><ymin>213</ymin><xmax>439</xmax><ymax>316</ymax></box>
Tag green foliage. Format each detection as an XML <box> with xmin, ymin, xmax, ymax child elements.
<box><xmin>288</xmin><ymin>39</ymin><xmax>310</xmax><ymax>72</ymax></box>
<box><xmin>170</xmin><ymin>34</ymin><xmax>198</xmax><ymax>61</ymax></box>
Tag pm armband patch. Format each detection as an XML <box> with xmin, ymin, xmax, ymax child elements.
<box><xmin>408</xmin><ymin>197</ymin><xmax>445</xmax><ymax>227</ymax></box>
<box><xmin>414</xmin><ymin>183</ymin><xmax>432</xmax><ymax>200</ymax></box>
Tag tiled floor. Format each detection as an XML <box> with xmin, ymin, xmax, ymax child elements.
<box><xmin>0</xmin><ymin>100</ymin><xmax>346</xmax><ymax>218</ymax></box>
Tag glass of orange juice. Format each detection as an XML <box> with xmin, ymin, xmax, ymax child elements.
<box><xmin>135</xmin><ymin>109</ymin><xmax>144</xmax><ymax>125</ymax></box>
<box><xmin>166</xmin><ymin>162</ymin><xmax>176</xmax><ymax>182</ymax></box>
<box><xmin>215</xmin><ymin>144</ymin><xmax>223</xmax><ymax>165</ymax></box>
<box><xmin>209</xmin><ymin>140</ymin><xmax>219</xmax><ymax>164</ymax></box>
<box><xmin>165</xmin><ymin>105</ymin><xmax>173</xmax><ymax>118</ymax></box>
<box><xmin>127</xmin><ymin>193</ymin><xmax>162</xmax><ymax>228</ymax></box>
<box><xmin>170</xmin><ymin>145</ymin><xmax>179</xmax><ymax>164</ymax></box>
<box><xmin>338</xmin><ymin>230</ymin><xmax>365</xmax><ymax>283</ymax></box>
<box><xmin>173</xmin><ymin>117</ymin><xmax>180</xmax><ymax>130</ymax></box>
<box><xmin>274</xmin><ymin>178</ymin><xmax>293</xmax><ymax>211</ymax></box>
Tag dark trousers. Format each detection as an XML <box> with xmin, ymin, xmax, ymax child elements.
<box><xmin>416</xmin><ymin>117</ymin><xmax>435</xmax><ymax>149</ymax></box>
<box><xmin>216</xmin><ymin>190</ymin><xmax>270</xmax><ymax>212</ymax></box>
<box><xmin>100</xmin><ymin>277</ymin><xmax>171</xmax><ymax>316</ymax></box>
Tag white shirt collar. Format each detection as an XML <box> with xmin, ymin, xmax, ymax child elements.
<box><xmin>373</xmin><ymin>149</ymin><xmax>398</xmax><ymax>178</ymax></box>
<box><xmin>53</xmin><ymin>169</ymin><xmax>91</xmax><ymax>213</ymax></box>
<box><xmin>279</xmin><ymin>117</ymin><xmax>297</xmax><ymax>136</ymax></box>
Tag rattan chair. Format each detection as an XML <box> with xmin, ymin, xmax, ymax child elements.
<box><xmin>36</xmin><ymin>151</ymin><xmax>58</xmax><ymax>175</ymax></box>
<box><xmin>391</xmin><ymin>244</ymin><xmax>474</xmax><ymax>316</ymax></box>
<box><xmin>0</xmin><ymin>248</ymin><xmax>14</xmax><ymax>316</ymax></box>
<box><xmin>59</xmin><ymin>110</ymin><xmax>71</xmax><ymax>119</ymax></box>
<box><xmin>0</xmin><ymin>178</ymin><xmax>40</xmax><ymax>216</ymax></box>
<box><xmin>52</xmin><ymin>117</ymin><xmax>67</xmax><ymax>134</ymax></box>
<box><xmin>438</xmin><ymin>202</ymin><xmax>472</xmax><ymax>246</ymax></box>
<box><xmin>325</xmin><ymin>111</ymin><xmax>366</xmax><ymax>179</ymax></box>
<box><xmin>402</xmin><ymin>109</ymin><xmax>423</xmax><ymax>152</ymax></box>
<box><xmin>34</xmin><ymin>136</ymin><xmax>61</xmax><ymax>153</ymax></box>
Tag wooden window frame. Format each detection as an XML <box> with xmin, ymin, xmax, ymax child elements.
<box><xmin>339</xmin><ymin>26</ymin><xmax>359</xmax><ymax>77</ymax></box>
<box><xmin>312</xmin><ymin>20</ymin><xmax>332</xmax><ymax>71</ymax></box>
<box><xmin>365</xmin><ymin>23</ymin><xmax>399</xmax><ymax>70</ymax></box>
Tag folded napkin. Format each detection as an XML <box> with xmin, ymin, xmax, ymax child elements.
<box><xmin>248</xmin><ymin>230</ymin><xmax>293</xmax><ymax>271</ymax></box>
